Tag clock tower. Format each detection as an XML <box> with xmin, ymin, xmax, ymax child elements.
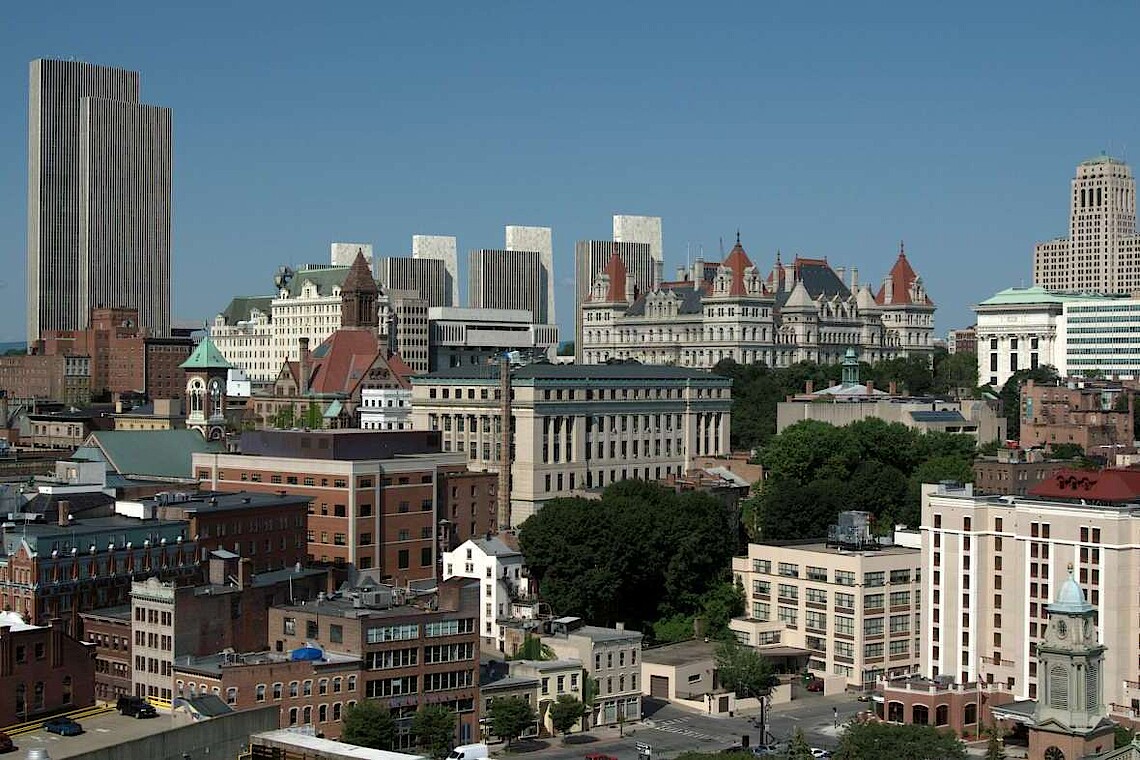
<box><xmin>180</xmin><ymin>334</ymin><xmax>233</xmax><ymax>441</ymax></box>
<box><xmin>1029</xmin><ymin>565</ymin><xmax>1113</xmax><ymax>760</ymax></box>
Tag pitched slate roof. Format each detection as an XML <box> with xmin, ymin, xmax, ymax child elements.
<box><xmin>220</xmin><ymin>296</ymin><xmax>273</xmax><ymax>325</ymax></box>
<box><xmin>875</xmin><ymin>247</ymin><xmax>934</xmax><ymax>306</ymax></box>
<box><xmin>624</xmin><ymin>284</ymin><xmax>705</xmax><ymax>316</ymax></box>
<box><xmin>180</xmin><ymin>335</ymin><xmax>233</xmax><ymax>370</ymax></box>
<box><xmin>771</xmin><ymin>257</ymin><xmax>851</xmax><ymax>309</ymax></box>
<box><xmin>284</xmin><ymin>330</ymin><xmax>411</xmax><ymax>397</ymax></box>
<box><xmin>285</xmin><ymin>266</ymin><xmax>351</xmax><ymax>297</ymax></box>
<box><xmin>721</xmin><ymin>236</ymin><xmax>754</xmax><ymax>297</ymax></box>
<box><xmin>603</xmin><ymin>251</ymin><xmax>628</xmax><ymax>302</ymax></box>
<box><xmin>81</xmin><ymin>430</ymin><xmax>224</xmax><ymax>479</ymax></box>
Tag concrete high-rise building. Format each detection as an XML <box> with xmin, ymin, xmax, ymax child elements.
<box><xmin>613</xmin><ymin>214</ymin><xmax>664</xmax><ymax>283</ymax></box>
<box><xmin>505</xmin><ymin>226</ymin><xmax>554</xmax><ymax>325</ymax></box>
<box><xmin>1034</xmin><ymin>155</ymin><xmax>1140</xmax><ymax>294</ymax></box>
<box><xmin>574</xmin><ymin>240</ymin><xmax>657</xmax><ymax>360</ymax></box>
<box><xmin>27</xmin><ymin>59</ymin><xmax>172</xmax><ymax>343</ymax></box>
<box><xmin>330</xmin><ymin>242</ymin><xmax>373</xmax><ymax>267</ymax></box>
<box><xmin>468</xmin><ymin>249</ymin><xmax>546</xmax><ymax>323</ymax></box>
<box><xmin>378</xmin><ymin>256</ymin><xmax>453</xmax><ymax>309</ymax></box>
<box><xmin>412</xmin><ymin>235</ymin><xmax>459</xmax><ymax>306</ymax></box>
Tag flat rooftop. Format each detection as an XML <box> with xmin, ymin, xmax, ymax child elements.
<box><xmin>641</xmin><ymin>639</ymin><xmax>718</xmax><ymax>666</ymax></box>
<box><xmin>754</xmin><ymin>541</ymin><xmax>920</xmax><ymax>557</ymax></box>
<box><xmin>415</xmin><ymin>363</ymin><xmax>730</xmax><ymax>383</ymax></box>
<box><xmin>147</xmin><ymin>490</ymin><xmax>311</xmax><ymax>511</ymax></box>
<box><xmin>80</xmin><ymin>604</ymin><xmax>132</xmax><ymax>622</ymax></box>
<box><xmin>174</xmin><ymin>649</ymin><xmax>361</xmax><ymax>677</ymax></box>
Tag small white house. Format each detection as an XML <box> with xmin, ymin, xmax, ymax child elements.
<box><xmin>360</xmin><ymin>387</ymin><xmax>412</xmax><ymax>430</ymax></box>
<box><xmin>441</xmin><ymin>536</ymin><xmax>530</xmax><ymax>651</ymax></box>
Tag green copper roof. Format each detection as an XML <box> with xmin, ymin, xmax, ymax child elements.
<box><xmin>1081</xmin><ymin>152</ymin><xmax>1125</xmax><ymax>166</ymax></box>
<box><xmin>180</xmin><ymin>335</ymin><xmax>234</xmax><ymax>370</ymax></box>
<box><xmin>975</xmin><ymin>286</ymin><xmax>1118</xmax><ymax>307</ymax></box>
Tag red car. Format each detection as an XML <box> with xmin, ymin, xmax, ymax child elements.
<box><xmin>586</xmin><ymin>754</ymin><xmax>619</xmax><ymax>760</ymax></box>
<box><xmin>806</xmin><ymin>678</ymin><xmax>825</xmax><ymax>692</ymax></box>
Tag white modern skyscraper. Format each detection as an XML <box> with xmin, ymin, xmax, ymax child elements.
<box><xmin>468</xmin><ymin>249</ymin><xmax>546</xmax><ymax>323</ymax></box>
<box><xmin>1034</xmin><ymin>155</ymin><xmax>1140</xmax><ymax>294</ymax></box>
<box><xmin>27</xmin><ymin>59</ymin><xmax>172</xmax><ymax>342</ymax></box>
<box><xmin>505</xmin><ymin>226</ymin><xmax>554</xmax><ymax>325</ymax></box>
<box><xmin>412</xmin><ymin>235</ymin><xmax>459</xmax><ymax>306</ymax></box>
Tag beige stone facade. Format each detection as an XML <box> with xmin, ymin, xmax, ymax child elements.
<box><xmin>542</xmin><ymin>621</ymin><xmax>643</xmax><ymax>727</ymax></box>
<box><xmin>920</xmin><ymin>482</ymin><xmax>1140</xmax><ymax>720</ymax></box>
<box><xmin>411</xmin><ymin>364</ymin><xmax>731</xmax><ymax>525</ymax></box>
<box><xmin>730</xmin><ymin>541</ymin><xmax>923</xmax><ymax>688</ymax></box>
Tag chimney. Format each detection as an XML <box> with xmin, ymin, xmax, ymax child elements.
<box><xmin>298</xmin><ymin>337</ymin><xmax>311</xmax><ymax>394</ymax></box>
<box><xmin>888</xmin><ymin>381</ymin><xmax>897</xmax><ymax>395</ymax></box>
<box><xmin>836</xmin><ymin>266</ymin><xmax>846</xmax><ymax>284</ymax></box>
<box><xmin>50</xmin><ymin>618</ymin><xmax>64</xmax><ymax>668</ymax></box>
<box><xmin>239</xmin><ymin>558</ymin><xmax>253</xmax><ymax>589</ymax></box>
<box><xmin>615</xmin><ymin>621</ymin><xmax>625</xmax><ymax>631</ymax></box>
<box><xmin>882</xmin><ymin>275</ymin><xmax>894</xmax><ymax>304</ymax></box>
<box><xmin>676</xmin><ymin>266</ymin><xmax>688</xmax><ymax>281</ymax></box>
<box><xmin>58</xmin><ymin>500</ymin><xmax>70</xmax><ymax>528</ymax></box>
<box><xmin>866</xmin><ymin>381</ymin><xmax>874</xmax><ymax>395</ymax></box>
<box><xmin>850</xmin><ymin>267</ymin><xmax>858</xmax><ymax>289</ymax></box>
<box><xmin>0</xmin><ymin>390</ymin><xmax>8</xmax><ymax>428</ymax></box>
<box><xmin>805</xmin><ymin>380</ymin><xmax>814</xmax><ymax>395</ymax></box>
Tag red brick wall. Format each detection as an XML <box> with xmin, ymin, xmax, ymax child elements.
<box><xmin>0</xmin><ymin>620</ymin><xmax>95</xmax><ymax>724</ymax></box>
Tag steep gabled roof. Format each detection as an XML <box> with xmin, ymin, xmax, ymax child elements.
<box><xmin>624</xmin><ymin>285</ymin><xmax>705</xmax><ymax>316</ymax></box>
<box><xmin>603</xmin><ymin>251</ymin><xmax>628</xmax><ymax>303</ymax></box>
<box><xmin>80</xmin><ymin>430</ymin><xmax>223</xmax><ymax>479</ymax></box>
<box><xmin>180</xmin><ymin>335</ymin><xmax>233</xmax><ymax>370</ymax></box>
<box><xmin>783</xmin><ymin>279</ymin><xmax>815</xmax><ymax>309</ymax></box>
<box><xmin>220</xmin><ymin>296</ymin><xmax>273</xmax><ymax>325</ymax></box>
<box><xmin>770</xmin><ymin>257</ymin><xmax>851</xmax><ymax>309</ymax></box>
<box><xmin>875</xmin><ymin>245</ymin><xmax>934</xmax><ymax>306</ymax></box>
<box><xmin>721</xmin><ymin>235</ymin><xmax>754</xmax><ymax>297</ymax></box>
<box><xmin>341</xmin><ymin>249</ymin><xmax>379</xmax><ymax>296</ymax></box>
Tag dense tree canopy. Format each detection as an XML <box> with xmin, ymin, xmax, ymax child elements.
<box><xmin>835</xmin><ymin>721</ymin><xmax>965</xmax><ymax>760</ymax></box>
<box><xmin>489</xmin><ymin>697</ymin><xmax>537</xmax><ymax>747</ymax></box>
<box><xmin>341</xmin><ymin>700</ymin><xmax>397</xmax><ymax>750</ymax></box>
<box><xmin>747</xmin><ymin>419</ymin><xmax>978</xmax><ymax>539</ymax></box>
<box><xmin>518</xmin><ymin>481</ymin><xmax>740</xmax><ymax>640</ymax></box>
<box><xmin>715</xmin><ymin>352</ymin><xmax>981</xmax><ymax>452</ymax></box>
<box><xmin>715</xmin><ymin>638</ymin><xmax>775</xmax><ymax>699</ymax></box>
<box><xmin>412</xmin><ymin>706</ymin><xmax>457</xmax><ymax>760</ymax></box>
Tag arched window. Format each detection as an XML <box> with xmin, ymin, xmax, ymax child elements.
<box><xmin>1044</xmin><ymin>747</ymin><xmax>1065</xmax><ymax>760</ymax></box>
<box><xmin>935</xmin><ymin>704</ymin><xmax>949</xmax><ymax>726</ymax></box>
<box><xmin>963</xmin><ymin>702</ymin><xmax>977</xmax><ymax>726</ymax></box>
<box><xmin>303</xmin><ymin>706</ymin><xmax>312</xmax><ymax>724</ymax></box>
<box><xmin>912</xmin><ymin>704</ymin><xmax>929</xmax><ymax>725</ymax></box>
<box><xmin>289</xmin><ymin>707</ymin><xmax>298</xmax><ymax>725</ymax></box>
<box><xmin>255</xmin><ymin>684</ymin><xmax>266</xmax><ymax>702</ymax></box>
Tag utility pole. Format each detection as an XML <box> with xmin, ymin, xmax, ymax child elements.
<box><xmin>497</xmin><ymin>355</ymin><xmax>512</xmax><ymax>532</ymax></box>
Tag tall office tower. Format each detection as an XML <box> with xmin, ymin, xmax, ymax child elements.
<box><xmin>613</xmin><ymin>214</ymin><xmax>664</xmax><ymax>285</ymax></box>
<box><xmin>573</xmin><ymin>239</ymin><xmax>655</xmax><ymax>360</ymax></box>
<box><xmin>1034</xmin><ymin>155</ymin><xmax>1140</xmax><ymax>294</ymax></box>
<box><xmin>468</xmin><ymin>249</ymin><xmax>545</xmax><ymax>321</ymax></box>
<box><xmin>377</xmin><ymin>256</ymin><xmax>454</xmax><ymax>308</ymax></box>
<box><xmin>27</xmin><ymin>59</ymin><xmax>172</xmax><ymax>343</ymax></box>
<box><xmin>412</xmin><ymin>235</ymin><xmax>459</xmax><ymax>306</ymax></box>
<box><xmin>505</xmin><ymin>226</ymin><xmax>554</xmax><ymax>325</ymax></box>
<box><xmin>330</xmin><ymin>243</ymin><xmax>373</xmax><ymax>267</ymax></box>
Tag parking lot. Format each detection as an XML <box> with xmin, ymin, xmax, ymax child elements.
<box><xmin>14</xmin><ymin>706</ymin><xmax>187</xmax><ymax>759</ymax></box>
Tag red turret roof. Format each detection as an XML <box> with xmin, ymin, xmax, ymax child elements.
<box><xmin>875</xmin><ymin>243</ymin><xmax>933</xmax><ymax>305</ymax></box>
<box><xmin>603</xmin><ymin>250</ymin><xmax>627</xmax><ymax>303</ymax></box>
<box><xmin>722</xmin><ymin>234</ymin><xmax>754</xmax><ymax>296</ymax></box>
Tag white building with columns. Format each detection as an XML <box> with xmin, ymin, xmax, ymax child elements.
<box><xmin>410</xmin><ymin>363</ymin><xmax>732</xmax><ymax>525</ymax></box>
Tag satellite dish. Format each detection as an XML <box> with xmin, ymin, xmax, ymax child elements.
<box><xmin>274</xmin><ymin>265</ymin><xmax>295</xmax><ymax>291</ymax></box>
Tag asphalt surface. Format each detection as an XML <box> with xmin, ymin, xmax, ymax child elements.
<box><xmin>496</xmin><ymin>695</ymin><xmax>868</xmax><ymax>760</ymax></box>
<box><xmin>13</xmin><ymin>707</ymin><xmax>185</xmax><ymax>759</ymax></box>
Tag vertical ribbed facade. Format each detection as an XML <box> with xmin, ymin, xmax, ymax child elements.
<box><xmin>27</xmin><ymin>59</ymin><xmax>171</xmax><ymax>343</ymax></box>
<box><xmin>573</xmin><ymin>240</ymin><xmax>654</xmax><ymax>360</ymax></box>
<box><xmin>378</xmin><ymin>257</ymin><xmax>453</xmax><ymax>308</ymax></box>
<box><xmin>468</xmin><ymin>249</ymin><xmax>544</xmax><ymax>321</ymax></box>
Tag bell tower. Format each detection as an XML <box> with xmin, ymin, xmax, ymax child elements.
<box><xmin>180</xmin><ymin>334</ymin><xmax>233</xmax><ymax>441</ymax></box>
<box><xmin>1028</xmin><ymin>565</ymin><xmax>1113</xmax><ymax>760</ymax></box>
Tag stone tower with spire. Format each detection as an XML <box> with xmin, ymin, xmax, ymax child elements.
<box><xmin>340</xmin><ymin>248</ymin><xmax>379</xmax><ymax>330</ymax></box>
<box><xmin>1028</xmin><ymin>565</ymin><xmax>1114</xmax><ymax>760</ymax></box>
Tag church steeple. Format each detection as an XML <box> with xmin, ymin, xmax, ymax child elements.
<box><xmin>1029</xmin><ymin>565</ymin><xmax>1113</xmax><ymax>760</ymax></box>
<box><xmin>340</xmin><ymin>249</ymin><xmax>379</xmax><ymax>329</ymax></box>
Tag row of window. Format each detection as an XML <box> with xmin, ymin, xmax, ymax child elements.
<box><xmin>753</xmin><ymin>560</ymin><xmax>917</xmax><ymax>586</ymax></box>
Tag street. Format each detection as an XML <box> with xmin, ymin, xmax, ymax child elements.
<box><xmin>496</xmin><ymin>695</ymin><xmax>867</xmax><ymax>760</ymax></box>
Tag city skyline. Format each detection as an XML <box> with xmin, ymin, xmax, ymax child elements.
<box><xmin>3</xmin><ymin>4</ymin><xmax>1140</xmax><ymax>344</ymax></box>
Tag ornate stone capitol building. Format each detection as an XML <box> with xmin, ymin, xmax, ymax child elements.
<box><xmin>579</xmin><ymin>235</ymin><xmax>936</xmax><ymax>368</ymax></box>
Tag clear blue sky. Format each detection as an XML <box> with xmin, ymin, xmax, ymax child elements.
<box><xmin>1</xmin><ymin>1</ymin><xmax>1137</xmax><ymax>344</ymax></box>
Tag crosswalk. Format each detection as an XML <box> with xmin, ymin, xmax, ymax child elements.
<box><xmin>646</xmin><ymin>717</ymin><xmax>731</xmax><ymax>743</ymax></box>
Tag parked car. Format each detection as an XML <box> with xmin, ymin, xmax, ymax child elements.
<box><xmin>43</xmin><ymin>717</ymin><xmax>83</xmax><ymax>736</ymax></box>
<box><xmin>0</xmin><ymin>732</ymin><xmax>14</xmax><ymax>753</ymax></box>
<box><xmin>806</xmin><ymin>678</ymin><xmax>825</xmax><ymax>692</ymax></box>
<box><xmin>810</xmin><ymin>749</ymin><xmax>832</xmax><ymax>759</ymax></box>
<box><xmin>586</xmin><ymin>755</ymin><xmax>620</xmax><ymax>760</ymax></box>
<box><xmin>117</xmin><ymin>695</ymin><xmax>157</xmax><ymax>718</ymax></box>
<box><xmin>751</xmin><ymin>744</ymin><xmax>786</xmax><ymax>757</ymax></box>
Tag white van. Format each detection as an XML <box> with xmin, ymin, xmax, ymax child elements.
<box><xmin>447</xmin><ymin>743</ymin><xmax>489</xmax><ymax>760</ymax></box>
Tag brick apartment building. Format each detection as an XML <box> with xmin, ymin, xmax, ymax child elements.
<box><xmin>191</xmin><ymin>430</ymin><xmax>496</xmax><ymax>585</ymax></box>
<box><xmin>267</xmin><ymin>577</ymin><xmax>481</xmax><ymax>747</ymax></box>
<box><xmin>121</xmin><ymin>490</ymin><xmax>312</xmax><ymax>572</ymax></box>
<box><xmin>0</xmin><ymin>613</ymin><xmax>95</xmax><ymax>725</ymax></box>
<box><xmin>129</xmin><ymin>554</ymin><xmax>330</xmax><ymax>701</ymax></box>
<box><xmin>0</xmin><ymin>504</ymin><xmax>198</xmax><ymax>634</ymax></box>
<box><xmin>81</xmin><ymin>605</ymin><xmax>132</xmax><ymax>700</ymax></box>
<box><xmin>0</xmin><ymin>354</ymin><xmax>90</xmax><ymax>405</ymax></box>
<box><xmin>1020</xmin><ymin>379</ymin><xmax>1135</xmax><ymax>454</ymax></box>
<box><xmin>972</xmin><ymin>446</ymin><xmax>1069</xmax><ymax>496</ymax></box>
<box><xmin>174</xmin><ymin>649</ymin><xmax>362</xmax><ymax>737</ymax></box>
<box><xmin>36</xmin><ymin>306</ymin><xmax>193</xmax><ymax>399</ymax></box>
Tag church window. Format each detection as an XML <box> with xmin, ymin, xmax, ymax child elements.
<box><xmin>1048</xmin><ymin>665</ymin><xmax>1069</xmax><ymax>709</ymax></box>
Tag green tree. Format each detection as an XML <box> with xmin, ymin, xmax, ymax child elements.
<box><xmin>985</xmin><ymin>726</ymin><xmax>1008</xmax><ymax>760</ymax></box>
<box><xmin>1049</xmin><ymin>442</ymin><xmax>1084</xmax><ymax>460</ymax></box>
<box><xmin>341</xmin><ymin>700</ymin><xmax>397</xmax><ymax>750</ymax></box>
<box><xmin>933</xmin><ymin>349</ymin><xmax>979</xmax><ymax>396</ymax></box>
<box><xmin>758</xmin><ymin>420</ymin><xmax>859</xmax><ymax>484</ymax></box>
<box><xmin>305</xmin><ymin>401</ymin><xmax>322</xmax><ymax>428</ymax></box>
<box><xmin>998</xmin><ymin>365</ymin><xmax>1059</xmax><ymax>440</ymax></box>
<box><xmin>273</xmin><ymin>403</ymin><xmax>296</xmax><ymax>429</ymax></box>
<box><xmin>755</xmin><ymin>477</ymin><xmax>848</xmax><ymax>540</ymax></box>
<box><xmin>1115</xmin><ymin>724</ymin><xmax>1135</xmax><ymax>749</ymax></box>
<box><xmin>786</xmin><ymin>727</ymin><xmax>813</xmax><ymax>760</ymax></box>
<box><xmin>549</xmin><ymin>694</ymin><xmax>586</xmax><ymax>736</ymax></box>
<box><xmin>489</xmin><ymin>696</ymin><xmax>537</xmax><ymax>747</ymax></box>
<box><xmin>699</xmin><ymin>579</ymin><xmax>745</xmax><ymax>639</ymax></box>
<box><xmin>835</xmin><ymin>722</ymin><xmax>965</xmax><ymax>760</ymax></box>
<box><xmin>714</xmin><ymin>638</ymin><xmax>774</xmax><ymax>699</ymax></box>
<box><xmin>411</xmin><ymin>705</ymin><xmax>456</xmax><ymax>759</ymax></box>
<box><xmin>650</xmin><ymin>613</ymin><xmax>695</xmax><ymax>644</ymax></box>
<box><xmin>509</xmin><ymin>635</ymin><xmax>555</xmax><ymax>661</ymax></box>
